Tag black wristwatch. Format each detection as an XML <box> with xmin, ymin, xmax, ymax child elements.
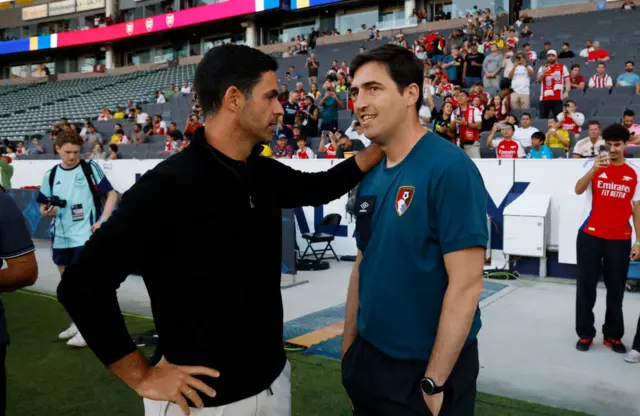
<box><xmin>420</xmin><ymin>377</ymin><xmax>445</xmax><ymax>395</ymax></box>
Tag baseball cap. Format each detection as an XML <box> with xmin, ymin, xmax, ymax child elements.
<box><xmin>306</xmin><ymin>93</ymin><xmax>315</xmax><ymax>100</ymax></box>
<box><xmin>278</xmin><ymin>133</ymin><xmax>287</xmax><ymax>139</ymax></box>
<box><xmin>547</xmin><ymin>49</ymin><xmax>557</xmax><ymax>56</ymax></box>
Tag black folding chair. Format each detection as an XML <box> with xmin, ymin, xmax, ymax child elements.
<box><xmin>299</xmin><ymin>213</ymin><xmax>342</xmax><ymax>262</ymax></box>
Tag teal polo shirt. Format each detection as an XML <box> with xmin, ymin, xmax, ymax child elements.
<box><xmin>355</xmin><ymin>132</ymin><xmax>488</xmax><ymax>361</ymax></box>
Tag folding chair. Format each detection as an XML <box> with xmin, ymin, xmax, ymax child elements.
<box><xmin>299</xmin><ymin>213</ymin><xmax>342</xmax><ymax>262</ymax></box>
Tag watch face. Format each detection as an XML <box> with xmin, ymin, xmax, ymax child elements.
<box><xmin>421</xmin><ymin>378</ymin><xmax>435</xmax><ymax>395</ymax></box>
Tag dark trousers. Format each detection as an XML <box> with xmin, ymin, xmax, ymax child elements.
<box><xmin>576</xmin><ymin>230</ymin><xmax>630</xmax><ymax>340</ymax></box>
<box><xmin>342</xmin><ymin>336</ymin><xmax>478</xmax><ymax>415</ymax></box>
<box><xmin>633</xmin><ymin>314</ymin><xmax>640</xmax><ymax>351</ymax></box>
<box><xmin>0</xmin><ymin>343</ymin><xmax>5</xmax><ymax>416</ymax></box>
<box><xmin>539</xmin><ymin>100</ymin><xmax>563</xmax><ymax>119</ymax></box>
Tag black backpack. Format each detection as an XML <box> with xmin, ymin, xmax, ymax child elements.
<box><xmin>49</xmin><ymin>160</ymin><xmax>105</xmax><ymax>219</ymax></box>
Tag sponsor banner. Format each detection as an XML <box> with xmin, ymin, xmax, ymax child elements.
<box><xmin>291</xmin><ymin>0</ymin><xmax>343</xmax><ymax>9</ymax></box>
<box><xmin>49</xmin><ymin>0</ymin><xmax>76</xmax><ymax>17</ymax></box>
<box><xmin>59</xmin><ymin>0</ymin><xmax>254</xmax><ymax>47</ymax></box>
<box><xmin>1</xmin><ymin>0</ymin><xmax>277</xmax><ymax>54</ymax></box>
<box><xmin>22</xmin><ymin>4</ymin><xmax>48</xmax><ymax>21</ymax></box>
<box><xmin>76</xmin><ymin>0</ymin><xmax>104</xmax><ymax>12</ymax></box>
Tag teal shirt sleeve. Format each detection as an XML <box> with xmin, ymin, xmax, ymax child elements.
<box><xmin>543</xmin><ymin>146</ymin><xmax>554</xmax><ymax>159</ymax></box>
<box><xmin>434</xmin><ymin>160</ymin><xmax>488</xmax><ymax>254</ymax></box>
<box><xmin>89</xmin><ymin>161</ymin><xmax>114</xmax><ymax>195</ymax></box>
<box><xmin>36</xmin><ymin>170</ymin><xmax>52</xmax><ymax>203</ymax></box>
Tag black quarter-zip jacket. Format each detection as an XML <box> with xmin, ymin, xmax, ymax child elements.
<box><xmin>57</xmin><ymin>127</ymin><xmax>365</xmax><ymax>407</ymax></box>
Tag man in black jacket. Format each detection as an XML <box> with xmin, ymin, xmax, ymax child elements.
<box><xmin>57</xmin><ymin>44</ymin><xmax>383</xmax><ymax>416</ymax></box>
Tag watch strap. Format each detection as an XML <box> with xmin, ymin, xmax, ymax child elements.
<box><xmin>421</xmin><ymin>377</ymin><xmax>445</xmax><ymax>395</ymax></box>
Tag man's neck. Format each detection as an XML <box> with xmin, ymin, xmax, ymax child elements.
<box><xmin>384</xmin><ymin>119</ymin><xmax>427</xmax><ymax>168</ymax></box>
<box><xmin>204</xmin><ymin>115</ymin><xmax>254</xmax><ymax>161</ymax></box>
<box><xmin>535</xmin><ymin>145</ymin><xmax>542</xmax><ymax>151</ymax></box>
<box><xmin>611</xmin><ymin>158</ymin><xmax>625</xmax><ymax>166</ymax></box>
<box><xmin>589</xmin><ymin>137</ymin><xmax>599</xmax><ymax>144</ymax></box>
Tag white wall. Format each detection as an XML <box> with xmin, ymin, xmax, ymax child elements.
<box><xmin>10</xmin><ymin>158</ymin><xmax>597</xmax><ymax>264</ymax></box>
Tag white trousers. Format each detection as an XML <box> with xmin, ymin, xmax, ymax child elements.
<box><xmin>144</xmin><ymin>361</ymin><xmax>291</xmax><ymax>416</ymax></box>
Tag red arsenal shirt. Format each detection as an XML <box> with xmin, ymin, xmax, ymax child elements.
<box><xmin>495</xmin><ymin>139</ymin><xmax>524</xmax><ymax>159</ymax></box>
<box><xmin>582</xmin><ymin>162</ymin><xmax>640</xmax><ymax>240</ymax></box>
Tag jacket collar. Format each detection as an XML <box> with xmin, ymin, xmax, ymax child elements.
<box><xmin>189</xmin><ymin>126</ymin><xmax>264</xmax><ymax>163</ymax></box>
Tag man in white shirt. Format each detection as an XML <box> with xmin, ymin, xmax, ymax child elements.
<box><xmin>345</xmin><ymin>120</ymin><xmax>371</xmax><ymax>147</ymax></box>
<box><xmin>180</xmin><ymin>82</ymin><xmax>191</xmax><ymax>94</ymax></box>
<box><xmin>508</xmin><ymin>53</ymin><xmax>534</xmax><ymax>109</ymax></box>
<box><xmin>572</xmin><ymin>120</ymin><xmax>606</xmax><ymax>158</ymax></box>
<box><xmin>135</xmin><ymin>107</ymin><xmax>149</xmax><ymax>125</ymax></box>
<box><xmin>579</xmin><ymin>40</ymin><xmax>594</xmax><ymax>58</ymax></box>
<box><xmin>588</xmin><ymin>63</ymin><xmax>613</xmax><ymax>89</ymax></box>
<box><xmin>156</xmin><ymin>91</ymin><xmax>166</xmax><ymax>104</ymax></box>
<box><xmin>513</xmin><ymin>113</ymin><xmax>539</xmax><ymax>148</ymax></box>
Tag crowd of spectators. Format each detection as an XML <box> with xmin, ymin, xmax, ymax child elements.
<box><xmin>274</xmin><ymin>6</ymin><xmax>640</xmax><ymax>161</ymax></box>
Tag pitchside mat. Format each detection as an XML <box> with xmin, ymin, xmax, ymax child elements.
<box><xmin>283</xmin><ymin>281</ymin><xmax>507</xmax><ymax>360</ymax></box>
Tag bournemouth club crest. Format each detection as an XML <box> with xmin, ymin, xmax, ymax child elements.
<box><xmin>396</xmin><ymin>186</ymin><xmax>415</xmax><ymax>216</ymax></box>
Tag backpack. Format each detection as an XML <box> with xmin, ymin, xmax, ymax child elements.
<box><xmin>49</xmin><ymin>160</ymin><xmax>105</xmax><ymax>220</ymax></box>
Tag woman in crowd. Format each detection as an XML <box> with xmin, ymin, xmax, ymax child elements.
<box><xmin>90</xmin><ymin>143</ymin><xmax>105</xmax><ymax>160</ymax></box>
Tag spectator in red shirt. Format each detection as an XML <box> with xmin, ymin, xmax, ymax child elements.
<box><xmin>154</xmin><ymin>115</ymin><xmax>167</xmax><ymax>135</ymax></box>
<box><xmin>574</xmin><ymin>124</ymin><xmax>639</xmax><ymax>354</ymax></box>
<box><xmin>486</xmin><ymin>122</ymin><xmax>525</xmax><ymax>158</ymax></box>
<box><xmin>587</xmin><ymin>41</ymin><xmax>610</xmax><ymax>63</ymax></box>
<box><xmin>184</xmin><ymin>114</ymin><xmax>202</xmax><ymax>135</ymax></box>
<box><xmin>570</xmin><ymin>64</ymin><xmax>586</xmax><ymax>90</ymax></box>
<box><xmin>278</xmin><ymin>84</ymin><xmax>289</xmax><ymax>105</ymax></box>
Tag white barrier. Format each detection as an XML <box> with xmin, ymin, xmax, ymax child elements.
<box><xmin>10</xmin><ymin>158</ymin><xmax>605</xmax><ymax>265</ymax></box>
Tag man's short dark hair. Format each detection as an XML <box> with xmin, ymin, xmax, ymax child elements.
<box><xmin>115</xmin><ymin>129</ymin><xmax>125</xmax><ymax>135</ymax></box>
<box><xmin>87</xmin><ymin>123</ymin><xmax>95</xmax><ymax>129</ymax></box>
<box><xmin>458</xmin><ymin>90</ymin><xmax>469</xmax><ymax>97</ymax></box>
<box><xmin>350</xmin><ymin>44</ymin><xmax>424</xmax><ymax>114</ymax></box>
<box><xmin>521</xmin><ymin>112</ymin><xmax>532</xmax><ymax>119</ymax></box>
<box><xmin>544</xmin><ymin>41</ymin><xmax>551</xmax><ymax>45</ymax></box>
<box><xmin>195</xmin><ymin>44</ymin><xmax>278</xmax><ymax>118</ymax></box>
<box><xmin>603</xmin><ymin>124</ymin><xmax>630</xmax><ymax>143</ymax></box>
<box><xmin>156</xmin><ymin>115</ymin><xmax>162</xmax><ymax>120</ymax></box>
<box><xmin>625</xmin><ymin>60</ymin><xmax>635</xmax><ymax>66</ymax></box>
<box><xmin>523</xmin><ymin>43</ymin><xmax>530</xmax><ymax>48</ymax></box>
<box><xmin>624</xmin><ymin>109</ymin><xmax>635</xmax><ymax>117</ymax></box>
<box><xmin>565</xmin><ymin>99</ymin><xmax>576</xmax><ymax>107</ymax></box>
<box><xmin>485</xmin><ymin>104</ymin><xmax>496</xmax><ymax>111</ymax></box>
<box><xmin>562</xmin><ymin>42</ymin><xmax>570</xmax><ymax>47</ymax></box>
<box><xmin>570</xmin><ymin>64</ymin><xmax>580</xmax><ymax>70</ymax></box>
<box><xmin>170</xmin><ymin>122</ymin><xmax>177</xmax><ymax>127</ymax></box>
<box><xmin>503</xmin><ymin>122</ymin><xmax>515</xmax><ymax>131</ymax></box>
<box><xmin>55</xmin><ymin>131</ymin><xmax>83</xmax><ymax>148</ymax></box>
<box><xmin>597</xmin><ymin>62</ymin><xmax>606</xmax><ymax>68</ymax></box>
<box><xmin>531</xmin><ymin>131</ymin><xmax>546</xmax><ymax>142</ymax></box>
<box><xmin>588</xmin><ymin>120</ymin><xmax>600</xmax><ymax>127</ymax></box>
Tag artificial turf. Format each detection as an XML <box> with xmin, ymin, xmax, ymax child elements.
<box><xmin>2</xmin><ymin>290</ymin><xmax>590</xmax><ymax>416</ymax></box>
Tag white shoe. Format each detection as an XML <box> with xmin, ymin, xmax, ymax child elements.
<box><xmin>66</xmin><ymin>332</ymin><xmax>87</xmax><ymax>347</ymax></box>
<box><xmin>624</xmin><ymin>349</ymin><xmax>640</xmax><ymax>363</ymax></box>
<box><xmin>58</xmin><ymin>323</ymin><xmax>78</xmax><ymax>340</ymax></box>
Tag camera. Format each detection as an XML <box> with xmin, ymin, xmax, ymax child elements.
<box><xmin>45</xmin><ymin>196</ymin><xmax>67</xmax><ymax>209</ymax></box>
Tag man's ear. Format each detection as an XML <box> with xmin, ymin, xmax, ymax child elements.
<box><xmin>405</xmin><ymin>83</ymin><xmax>421</xmax><ymax>109</ymax></box>
<box><xmin>224</xmin><ymin>86</ymin><xmax>245</xmax><ymax>113</ymax></box>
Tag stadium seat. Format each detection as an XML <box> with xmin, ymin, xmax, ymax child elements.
<box><xmin>480</xmin><ymin>148</ymin><xmax>496</xmax><ymax>159</ymax></box>
<box><xmin>550</xmin><ymin>148</ymin><xmax>567</xmax><ymax>159</ymax></box>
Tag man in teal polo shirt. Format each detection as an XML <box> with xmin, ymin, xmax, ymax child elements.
<box><xmin>342</xmin><ymin>44</ymin><xmax>488</xmax><ymax>415</ymax></box>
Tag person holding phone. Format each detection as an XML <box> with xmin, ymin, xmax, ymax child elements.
<box><xmin>574</xmin><ymin>124</ymin><xmax>640</xmax><ymax>354</ymax></box>
<box><xmin>508</xmin><ymin>53</ymin><xmax>534</xmax><ymax>109</ymax></box>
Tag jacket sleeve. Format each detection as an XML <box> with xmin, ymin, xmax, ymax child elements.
<box><xmin>56</xmin><ymin>170</ymin><xmax>167</xmax><ymax>366</ymax></box>
<box><xmin>263</xmin><ymin>156</ymin><xmax>366</xmax><ymax>208</ymax></box>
